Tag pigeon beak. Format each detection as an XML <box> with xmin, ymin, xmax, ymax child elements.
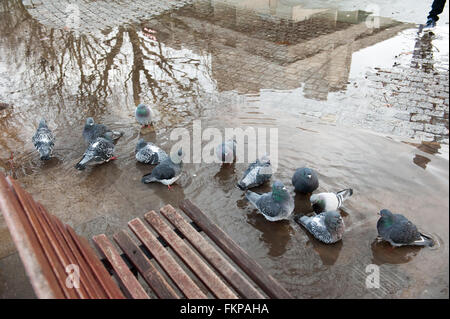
<box><xmin>307</xmin><ymin>174</ymin><xmax>311</xmax><ymax>179</ymax></box>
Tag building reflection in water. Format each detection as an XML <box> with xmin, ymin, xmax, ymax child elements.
<box><xmin>0</xmin><ymin>0</ymin><xmax>409</xmax><ymax>165</ymax></box>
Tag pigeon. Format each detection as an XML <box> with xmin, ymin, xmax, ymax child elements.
<box><xmin>296</xmin><ymin>211</ymin><xmax>345</xmax><ymax>244</ymax></box>
<box><xmin>135</xmin><ymin>104</ymin><xmax>152</xmax><ymax>128</ymax></box>
<box><xmin>237</xmin><ymin>155</ymin><xmax>272</xmax><ymax>190</ymax></box>
<box><xmin>292</xmin><ymin>167</ymin><xmax>319</xmax><ymax>193</ymax></box>
<box><xmin>310</xmin><ymin>189</ymin><xmax>353</xmax><ymax>213</ymax></box>
<box><xmin>76</xmin><ymin>132</ymin><xmax>116</xmax><ymax>170</ymax></box>
<box><xmin>141</xmin><ymin>148</ymin><xmax>183</xmax><ymax>189</ymax></box>
<box><xmin>32</xmin><ymin>118</ymin><xmax>55</xmax><ymax>160</ymax></box>
<box><xmin>216</xmin><ymin>139</ymin><xmax>236</xmax><ymax>163</ymax></box>
<box><xmin>135</xmin><ymin>138</ymin><xmax>168</xmax><ymax>164</ymax></box>
<box><xmin>83</xmin><ymin>117</ymin><xmax>123</xmax><ymax>144</ymax></box>
<box><xmin>245</xmin><ymin>180</ymin><xmax>295</xmax><ymax>221</ymax></box>
<box><xmin>376</xmin><ymin>209</ymin><xmax>434</xmax><ymax>247</ymax></box>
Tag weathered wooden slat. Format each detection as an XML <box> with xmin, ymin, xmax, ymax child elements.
<box><xmin>43</xmin><ymin>206</ymin><xmax>107</xmax><ymax>299</ymax></box>
<box><xmin>180</xmin><ymin>199</ymin><xmax>293</xmax><ymax>299</ymax></box>
<box><xmin>144</xmin><ymin>210</ymin><xmax>238</xmax><ymax>299</ymax></box>
<box><xmin>66</xmin><ymin>226</ymin><xmax>125</xmax><ymax>299</ymax></box>
<box><xmin>113</xmin><ymin>230</ymin><xmax>179</xmax><ymax>299</ymax></box>
<box><xmin>32</xmin><ymin>203</ymin><xmax>90</xmax><ymax>299</ymax></box>
<box><xmin>128</xmin><ymin>218</ymin><xmax>207</xmax><ymax>299</ymax></box>
<box><xmin>93</xmin><ymin>234</ymin><xmax>150</xmax><ymax>299</ymax></box>
<box><xmin>9</xmin><ymin>178</ymin><xmax>79</xmax><ymax>299</ymax></box>
<box><xmin>0</xmin><ymin>175</ymin><xmax>64</xmax><ymax>299</ymax></box>
<box><xmin>160</xmin><ymin>205</ymin><xmax>265</xmax><ymax>299</ymax></box>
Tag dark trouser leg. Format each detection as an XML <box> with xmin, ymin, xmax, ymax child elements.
<box><xmin>428</xmin><ymin>0</ymin><xmax>447</xmax><ymax>21</ymax></box>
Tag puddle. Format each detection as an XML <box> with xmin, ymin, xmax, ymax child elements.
<box><xmin>0</xmin><ymin>0</ymin><xmax>448</xmax><ymax>298</ymax></box>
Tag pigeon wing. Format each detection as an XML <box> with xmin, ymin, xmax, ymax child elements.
<box><xmin>151</xmin><ymin>162</ymin><xmax>176</xmax><ymax>180</ymax></box>
<box><xmin>389</xmin><ymin>216</ymin><xmax>421</xmax><ymax>244</ymax></box>
<box><xmin>256</xmin><ymin>193</ymin><xmax>281</xmax><ymax>218</ymax></box>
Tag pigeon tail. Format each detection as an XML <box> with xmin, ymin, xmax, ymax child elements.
<box><xmin>337</xmin><ymin>189</ymin><xmax>353</xmax><ymax>202</ymax></box>
<box><xmin>111</xmin><ymin>130</ymin><xmax>124</xmax><ymax>141</ymax></box>
<box><xmin>237</xmin><ymin>181</ymin><xmax>246</xmax><ymax>190</ymax></box>
<box><xmin>413</xmin><ymin>233</ymin><xmax>435</xmax><ymax>247</ymax></box>
<box><xmin>141</xmin><ymin>173</ymin><xmax>156</xmax><ymax>184</ymax></box>
<box><xmin>295</xmin><ymin>215</ymin><xmax>310</xmax><ymax>228</ymax></box>
<box><xmin>245</xmin><ymin>191</ymin><xmax>261</xmax><ymax>207</ymax></box>
<box><xmin>75</xmin><ymin>156</ymin><xmax>92</xmax><ymax>170</ymax></box>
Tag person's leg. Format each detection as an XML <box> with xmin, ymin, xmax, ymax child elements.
<box><xmin>428</xmin><ymin>0</ymin><xmax>447</xmax><ymax>21</ymax></box>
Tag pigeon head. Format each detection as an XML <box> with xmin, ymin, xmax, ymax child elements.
<box><xmin>292</xmin><ymin>167</ymin><xmax>319</xmax><ymax>193</ymax></box>
<box><xmin>38</xmin><ymin>144</ymin><xmax>52</xmax><ymax>161</ymax></box>
<box><xmin>136</xmin><ymin>104</ymin><xmax>149</xmax><ymax>116</ymax></box>
<box><xmin>86</xmin><ymin>117</ymin><xmax>95</xmax><ymax>126</ymax></box>
<box><xmin>272</xmin><ymin>181</ymin><xmax>288</xmax><ymax>202</ymax></box>
<box><xmin>301</xmin><ymin>167</ymin><xmax>314</xmax><ymax>179</ymax></box>
<box><xmin>38</xmin><ymin>118</ymin><xmax>47</xmax><ymax>128</ymax></box>
<box><xmin>259</xmin><ymin>154</ymin><xmax>270</xmax><ymax>164</ymax></box>
<box><xmin>170</xmin><ymin>148</ymin><xmax>184</xmax><ymax>164</ymax></box>
<box><xmin>324</xmin><ymin>211</ymin><xmax>343</xmax><ymax>230</ymax></box>
<box><xmin>136</xmin><ymin>138</ymin><xmax>147</xmax><ymax>151</ymax></box>
<box><xmin>378</xmin><ymin>209</ymin><xmax>395</xmax><ymax>227</ymax></box>
<box><xmin>310</xmin><ymin>194</ymin><xmax>326</xmax><ymax>213</ymax></box>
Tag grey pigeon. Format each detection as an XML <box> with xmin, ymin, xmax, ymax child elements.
<box><xmin>141</xmin><ymin>148</ymin><xmax>183</xmax><ymax>189</ymax></box>
<box><xmin>310</xmin><ymin>189</ymin><xmax>353</xmax><ymax>213</ymax></box>
<box><xmin>245</xmin><ymin>180</ymin><xmax>294</xmax><ymax>221</ymax></box>
<box><xmin>32</xmin><ymin>118</ymin><xmax>55</xmax><ymax>160</ymax></box>
<box><xmin>135</xmin><ymin>138</ymin><xmax>168</xmax><ymax>164</ymax></box>
<box><xmin>377</xmin><ymin>209</ymin><xmax>434</xmax><ymax>247</ymax></box>
<box><xmin>237</xmin><ymin>155</ymin><xmax>272</xmax><ymax>190</ymax></box>
<box><xmin>83</xmin><ymin>117</ymin><xmax>123</xmax><ymax>144</ymax></box>
<box><xmin>76</xmin><ymin>132</ymin><xmax>116</xmax><ymax>170</ymax></box>
<box><xmin>135</xmin><ymin>104</ymin><xmax>152</xmax><ymax>127</ymax></box>
<box><xmin>216</xmin><ymin>139</ymin><xmax>236</xmax><ymax>163</ymax></box>
<box><xmin>296</xmin><ymin>211</ymin><xmax>345</xmax><ymax>244</ymax></box>
<box><xmin>292</xmin><ymin>167</ymin><xmax>319</xmax><ymax>193</ymax></box>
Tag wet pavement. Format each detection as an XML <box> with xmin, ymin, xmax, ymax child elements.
<box><xmin>0</xmin><ymin>0</ymin><xmax>449</xmax><ymax>298</ymax></box>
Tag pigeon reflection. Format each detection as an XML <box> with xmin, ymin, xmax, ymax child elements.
<box><xmin>370</xmin><ymin>239</ymin><xmax>420</xmax><ymax>265</ymax></box>
<box><xmin>301</xmin><ymin>227</ymin><xmax>343</xmax><ymax>266</ymax></box>
<box><xmin>245</xmin><ymin>210</ymin><xmax>293</xmax><ymax>257</ymax></box>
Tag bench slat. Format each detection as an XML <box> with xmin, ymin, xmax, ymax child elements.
<box><xmin>128</xmin><ymin>218</ymin><xmax>207</xmax><ymax>299</ymax></box>
<box><xmin>66</xmin><ymin>226</ymin><xmax>125</xmax><ymax>299</ymax></box>
<box><xmin>113</xmin><ymin>230</ymin><xmax>179</xmax><ymax>299</ymax></box>
<box><xmin>9</xmin><ymin>179</ymin><xmax>79</xmax><ymax>299</ymax></box>
<box><xmin>46</xmin><ymin>208</ymin><xmax>108</xmax><ymax>299</ymax></box>
<box><xmin>33</xmin><ymin>203</ymin><xmax>90</xmax><ymax>299</ymax></box>
<box><xmin>180</xmin><ymin>199</ymin><xmax>293</xmax><ymax>299</ymax></box>
<box><xmin>160</xmin><ymin>205</ymin><xmax>265</xmax><ymax>299</ymax></box>
<box><xmin>93</xmin><ymin>234</ymin><xmax>150</xmax><ymax>299</ymax></box>
<box><xmin>0</xmin><ymin>175</ymin><xmax>64</xmax><ymax>298</ymax></box>
<box><xmin>145</xmin><ymin>210</ymin><xmax>238</xmax><ymax>299</ymax></box>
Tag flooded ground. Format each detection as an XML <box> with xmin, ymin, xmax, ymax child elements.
<box><xmin>0</xmin><ymin>0</ymin><xmax>448</xmax><ymax>298</ymax></box>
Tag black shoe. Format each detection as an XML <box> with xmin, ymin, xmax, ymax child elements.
<box><xmin>424</xmin><ymin>18</ymin><xmax>436</xmax><ymax>29</ymax></box>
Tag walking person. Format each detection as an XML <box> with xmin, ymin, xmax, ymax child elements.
<box><xmin>425</xmin><ymin>0</ymin><xmax>447</xmax><ymax>28</ymax></box>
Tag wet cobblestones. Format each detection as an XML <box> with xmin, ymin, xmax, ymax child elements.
<box><xmin>367</xmin><ymin>66</ymin><xmax>449</xmax><ymax>144</ymax></box>
<box><xmin>22</xmin><ymin>0</ymin><xmax>193</xmax><ymax>32</ymax></box>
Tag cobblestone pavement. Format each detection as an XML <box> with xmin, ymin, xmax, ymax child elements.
<box><xmin>22</xmin><ymin>0</ymin><xmax>193</xmax><ymax>31</ymax></box>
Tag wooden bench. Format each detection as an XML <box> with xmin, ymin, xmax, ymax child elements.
<box><xmin>0</xmin><ymin>173</ymin><xmax>292</xmax><ymax>299</ymax></box>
